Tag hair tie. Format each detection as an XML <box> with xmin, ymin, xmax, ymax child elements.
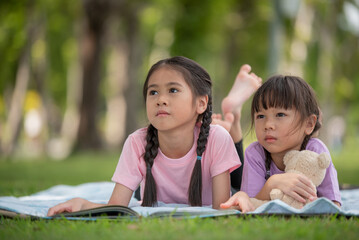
<box><xmin>196</xmin><ymin>156</ymin><xmax>202</xmax><ymax>161</ymax></box>
<box><xmin>265</xmin><ymin>170</ymin><xmax>270</xmax><ymax>180</ymax></box>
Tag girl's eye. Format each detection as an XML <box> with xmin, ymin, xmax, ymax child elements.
<box><xmin>169</xmin><ymin>88</ymin><xmax>178</xmax><ymax>93</ymax></box>
<box><xmin>256</xmin><ymin>114</ymin><xmax>264</xmax><ymax>119</ymax></box>
<box><xmin>277</xmin><ymin>112</ymin><xmax>286</xmax><ymax>117</ymax></box>
<box><xmin>148</xmin><ymin>90</ymin><xmax>158</xmax><ymax>95</ymax></box>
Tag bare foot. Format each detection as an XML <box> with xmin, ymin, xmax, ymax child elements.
<box><xmin>211</xmin><ymin>113</ymin><xmax>234</xmax><ymax>133</ymax></box>
<box><xmin>221</xmin><ymin>64</ymin><xmax>262</xmax><ymax>115</ymax></box>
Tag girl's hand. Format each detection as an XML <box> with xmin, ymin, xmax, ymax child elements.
<box><xmin>220</xmin><ymin>191</ymin><xmax>255</xmax><ymax>213</ymax></box>
<box><xmin>47</xmin><ymin>183</ymin><xmax>132</xmax><ymax>217</ymax></box>
<box><xmin>269</xmin><ymin>173</ymin><xmax>317</xmax><ymax>203</ymax></box>
<box><xmin>47</xmin><ymin>198</ymin><xmax>95</xmax><ymax>216</ymax></box>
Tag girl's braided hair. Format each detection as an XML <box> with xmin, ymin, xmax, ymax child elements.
<box><xmin>251</xmin><ymin>75</ymin><xmax>321</xmax><ymax>177</ymax></box>
<box><xmin>142</xmin><ymin>56</ymin><xmax>212</xmax><ymax>206</ymax></box>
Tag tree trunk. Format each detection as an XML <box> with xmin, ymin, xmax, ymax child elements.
<box><xmin>284</xmin><ymin>1</ymin><xmax>314</xmax><ymax>76</ymax></box>
<box><xmin>120</xmin><ymin>2</ymin><xmax>145</xmax><ymax>138</ymax></box>
<box><xmin>1</xmin><ymin>0</ymin><xmax>35</xmax><ymax>158</ymax></box>
<box><xmin>104</xmin><ymin>29</ymin><xmax>128</xmax><ymax>149</ymax></box>
<box><xmin>315</xmin><ymin>2</ymin><xmax>341</xmax><ymax>143</ymax></box>
<box><xmin>76</xmin><ymin>0</ymin><xmax>110</xmax><ymax>150</ymax></box>
<box><xmin>268</xmin><ymin>0</ymin><xmax>285</xmax><ymax>74</ymax></box>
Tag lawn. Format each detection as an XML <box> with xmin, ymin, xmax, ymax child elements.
<box><xmin>1</xmin><ymin>139</ymin><xmax>359</xmax><ymax>239</ymax></box>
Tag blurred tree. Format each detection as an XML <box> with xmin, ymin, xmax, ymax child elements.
<box><xmin>119</xmin><ymin>1</ymin><xmax>147</xmax><ymax>140</ymax></box>
<box><xmin>0</xmin><ymin>0</ymin><xmax>358</xmax><ymax>158</ymax></box>
<box><xmin>103</xmin><ymin>0</ymin><xmax>148</xmax><ymax>149</ymax></box>
<box><xmin>1</xmin><ymin>0</ymin><xmax>36</xmax><ymax>157</ymax></box>
<box><xmin>76</xmin><ymin>0</ymin><xmax>110</xmax><ymax>150</ymax></box>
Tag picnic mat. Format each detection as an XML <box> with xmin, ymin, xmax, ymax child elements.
<box><xmin>0</xmin><ymin>182</ymin><xmax>358</xmax><ymax>219</ymax></box>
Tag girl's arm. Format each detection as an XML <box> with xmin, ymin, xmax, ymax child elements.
<box><xmin>212</xmin><ymin>171</ymin><xmax>231</xmax><ymax>209</ymax></box>
<box><xmin>108</xmin><ymin>183</ymin><xmax>133</xmax><ymax>205</ymax></box>
<box><xmin>255</xmin><ymin>173</ymin><xmax>317</xmax><ymax>203</ymax></box>
<box><xmin>47</xmin><ymin>183</ymin><xmax>133</xmax><ymax>216</ymax></box>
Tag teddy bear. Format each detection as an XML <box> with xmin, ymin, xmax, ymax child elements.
<box><xmin>250</xmin><ymin>150</ymin><xmax>331</xmax><ymax>209</ymax></box>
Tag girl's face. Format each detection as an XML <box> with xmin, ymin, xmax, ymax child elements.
<box><xmin>146</xmin><ymin>67</ymin><xmax>207</xmax><ymax>133</ymax></box>
<box><xmin>254</xmin><ymin>106</ymin><xmax>315</xmax><ymax>161</ymax></box>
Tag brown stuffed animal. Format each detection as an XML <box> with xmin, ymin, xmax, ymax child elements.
<box><xmin>250</xmin><ymin>150</ymin><xmax>331</xmax><ymax>209</ymax></box>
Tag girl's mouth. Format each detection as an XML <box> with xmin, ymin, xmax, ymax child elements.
<box><xmin>156</xmin><ymin>110</ymin><xmax>169</xmax><ymax>116</ymax></box>
<box><xmin>265</xmin><ymin>136</ymin><xmax>276</xmax><ymax>143</ymax></box>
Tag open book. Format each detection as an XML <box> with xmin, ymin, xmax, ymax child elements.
<box><xmin>0</xmin><ymin>205</ymin><xmax>241</xmax><ymax>220</ymax></box>
<box><xmin>55</xmin><ymin>205</ymin><xmax>241</xmax><ymax>220</ymax></box>
<box><xmin>52</xmin><ymin>205</ymin><xmax>140</xmax><ymax>219</ymax></box>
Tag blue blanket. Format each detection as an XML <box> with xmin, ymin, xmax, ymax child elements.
<box><xmin>0</xmin><ymin>182</ymin><xmax>358</xmax><ymax>218</ymax></box>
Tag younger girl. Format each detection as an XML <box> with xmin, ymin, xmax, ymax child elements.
<box><xmin>47</xmin><ymin>56</ymin><xmax>240</xmax><ymax>216</ymax></box>
<box><xmin>220</xmin><ymin>75</ymin><xmax>341</xmax><ymax>212</ymax></box>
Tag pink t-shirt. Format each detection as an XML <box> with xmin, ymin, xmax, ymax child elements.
<box><xmin>241</xmin><ymin>138</ymin><xmax>342</xmax><ymax>204</ymax></box>
<box><xmin>112</xmin><ymin>124</ymin><xmax>241</xmax><ymax>205</ymax></box>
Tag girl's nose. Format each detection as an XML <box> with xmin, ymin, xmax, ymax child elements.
<box><xmin>264</xmin><ymin>119</ymin><xmax>274</xmax><ymax>130</ymax></box>
<box><xmin>157</xmin><ymin>95</ymin><xmax>168</xmax><ymax>106</ymax></box>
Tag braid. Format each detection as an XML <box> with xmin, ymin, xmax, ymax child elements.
<box><xmin>300</xmin><ymin>135</ymin><xmax>310</xmax><ymax>151</ymax></box>
<box><xmin>188</xmin><ymin>97</ymin><xmax>212</xmax><ymax>206</ymax></box>
<box><xmin>264</xmin><ymin>148</ymin><xmax>272</xmax><ymax>180</ymax></box>
<box><xmin>142</xmin><ymin>124</ymin><xmax>159</xmax><ymax>207</ymax></box>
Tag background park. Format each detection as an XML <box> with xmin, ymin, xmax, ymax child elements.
<box><xmin>1</xmin><ymin>0</ymin><xmax>359</xmax><ymax>239</ymax></box>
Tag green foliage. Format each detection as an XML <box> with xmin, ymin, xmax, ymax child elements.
<box><xmin>1</xmin><ymin>0</ymin><xmax>359</xmax><ymax>154</ymax></box>
<box><xmin>0</xmin><ymin>0</ymin><xmax>27</xmax><ymax>91</ymax></box>
<box><xmin>43</xmin><ymin>0</ymin><xmax>81</xmax><ymax>110</ymax></box>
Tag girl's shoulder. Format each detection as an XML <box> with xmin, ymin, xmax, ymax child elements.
<box><xmin>124</xmin><ymin>127</ymin><xmax>148</xmax><ymax>149</ymax></box>
<box><xmin>208</xmin><ymin>124</ymin><xmax>231</xmax><ymax>136</ymax></box>
<box><xmin>128</xmin><ymin>127</ymin><xmax>148</xmax><ymax>138</ymax></box>
<box><xmin>205</xmin><ymin>124</ymin><xmax>236</xmax><ymax>151</ymax></box>
<box><xmin>246</xmin><ymin>141</ymin><xmax>264</xmax><ymax>152</ymax></box>
<box><xmin>306</xmin><ymin>138</ymin><xmax>330</xmax><ymax>154</ymax></box>
<box><xmin>245</xmin><ymin>141</ymin><xmax>266</xmax><ymax>160</ymax></box>
<box><xmin>207</xmin><ymin>124</ymin><xmax>234</xmax><ymax>144</ymax></box>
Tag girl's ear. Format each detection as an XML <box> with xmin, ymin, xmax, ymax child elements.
<box><xmin>304</xmin><ymin>114</ymin><xmax>317</xmax><ymax>135</ymax></box>
<box><xmin>196</xmin><ymin>95</ymin><xmax>208</xmax><ymax>114</ymax></box>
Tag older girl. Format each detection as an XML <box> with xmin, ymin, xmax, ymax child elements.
<box><xmin>48</xmin><ymin>56</ymin><xmax>240</xmax><ymax>216</ymax></box>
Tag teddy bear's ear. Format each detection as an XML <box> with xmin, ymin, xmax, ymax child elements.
<box><xmin>283</xmin><ymin>150</ymin><xmax>299</xmax><ymax>166</ymax></box>
<box><xmin>318</xmin><ymin>153</ymin><xmax>330</xmax><ymax>169</ymax></box>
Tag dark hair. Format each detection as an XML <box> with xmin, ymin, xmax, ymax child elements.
<box><xmin>141</xmin><ymin>56</ymin><xmax>212</xmax><ymax>207</ymax></box>
<box><xmin>251</xmin><ymin>75</ymin><xmax>321</xmax><ymax>175</ymax></box>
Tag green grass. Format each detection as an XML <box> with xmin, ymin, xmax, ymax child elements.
<box><xmin>1</xmin><ymin>215</ymin><xmax>359</xmax><ymax>240</ymax></box>
<box><xmin>1</xmin><ymin>142</ymin><xmax>359</xmax><ymax>239</ymax></box>
<box><xmin>0</xmin><ymin>151</ymin><xmax>119</xmax><ymax>196</ymax></box>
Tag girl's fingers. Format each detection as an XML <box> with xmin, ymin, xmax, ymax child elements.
<box><xmin>286</xmin><ymin>181</ymin><xmax>316</xmax><ymax>203</ymax></box>
<box><xmin>297</xmin><ymin>175</ymin><xmax>317</xmax><ymax>196</ymax></box>
<box><xmin>238</xmin><ymin>200</ymin><xmax>255</xmax><ymax>213</ymax></box>
<box><xmin>47</xmin><ymin>203</ymin><xmax>70</xmax><ymax>216</ymax></box>
<box><xmin>220</xmin><ymin>196</ymin><xmax>237</xmax><ymax>209</ymax></box>
<box><xmin>47</xmin><ymin>198</ymin><xmax>85</xmax><ymax>216</ymax></box>
<box><xmin>287</xmin><ymin>189</ymin><xmax>307</xmax><ymax>203</ymax></box>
